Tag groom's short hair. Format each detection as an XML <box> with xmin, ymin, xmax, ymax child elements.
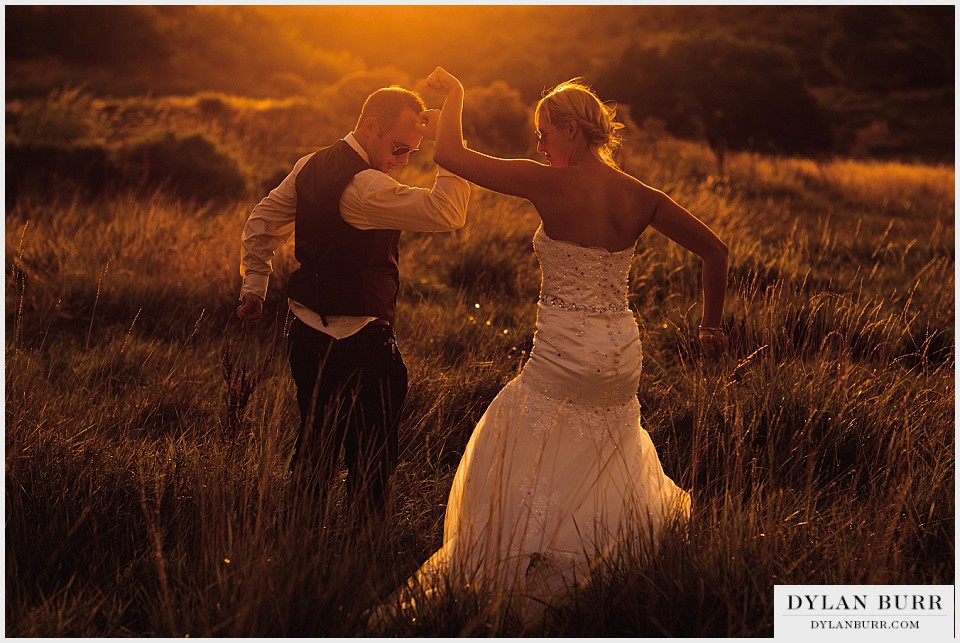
<box><xmin>356</xmin><ymin>87</ymin><xmax>425</xmax><ymax>130</ymax></box>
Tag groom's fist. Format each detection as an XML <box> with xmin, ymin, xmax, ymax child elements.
<box><xmin>237</xmin><ymin>293</ymin><xmax>263</xmax><ymax>322</ymax></box>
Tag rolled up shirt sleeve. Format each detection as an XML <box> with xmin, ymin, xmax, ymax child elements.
<box><xmin>341</xmin><ymin>166</ymin><xmax>470</xmax><ymax>231</ymax></box>
<box><xmin>239</xmin><ymin>154</ymin><xmax>312</xmax><ymax>300</ymax></box>
<box><xmin>240</xmin><ymin>143</ymin><xmax>470</xmax><ymax>302</ymax></box>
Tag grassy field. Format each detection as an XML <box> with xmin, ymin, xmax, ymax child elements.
<box><xmin>5</xmin><ymin>137</ymin><xmax>954</xmax><ymax>636</ymax></box>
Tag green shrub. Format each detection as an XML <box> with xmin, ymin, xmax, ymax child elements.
<box><xmin>123</xmin><ymin>130</ymin><xmax>250</xmax><ymax>201</ymax></box>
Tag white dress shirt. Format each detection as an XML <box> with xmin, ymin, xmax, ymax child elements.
<box><xmin>240</xmin><ymin>132</ymin><xmax>470</xmax><ymax>338</ymax></box>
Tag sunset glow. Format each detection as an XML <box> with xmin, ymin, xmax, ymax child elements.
<box><xmin>5</xmin><ymin>5</ymin><xmax>953</xmax><ymax>638</ymax></box>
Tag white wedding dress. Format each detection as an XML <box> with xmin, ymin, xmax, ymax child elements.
<box><xmin>407</xmin><ymin>225</ymin><xmax>690</xmax><ymax>621</ymax></box>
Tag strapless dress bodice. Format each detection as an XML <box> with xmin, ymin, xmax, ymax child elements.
<box><xmin>533</xmin><ymin>225</ymin><xmax>635</xmax><ymax>315</ymax></box>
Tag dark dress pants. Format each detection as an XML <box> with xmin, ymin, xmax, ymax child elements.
<box><xmin>287</xmin><ymin>317</ymin><xmax>407</xmax><ymax>516</ymax></box>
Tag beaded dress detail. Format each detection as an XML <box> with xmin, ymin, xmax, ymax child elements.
<box><xmin>410</xmin><ymin>225</ymin><xmax>690</xmax><ymax>620</ymax></box>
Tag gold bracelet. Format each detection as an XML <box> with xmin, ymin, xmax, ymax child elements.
<box><xmin>699</xmin><ymin>326</ymin><xmax>724</xmax><ymax>333</ymax></box>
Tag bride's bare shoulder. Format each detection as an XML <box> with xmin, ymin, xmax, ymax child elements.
<box><xmin>621</xmin><ymin>172</ymin><xmax>667</xmax><ymax>204</ymax></box>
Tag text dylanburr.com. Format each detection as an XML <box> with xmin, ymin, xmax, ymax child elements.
<box><xmin>774</xmin><ymin>585</ymin><xmax>954</xmax><ymax>640</ymax></box>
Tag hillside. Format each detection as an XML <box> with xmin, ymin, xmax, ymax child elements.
<box><xmin>5</xmin><ymin>5</ymin><xmax>954</xmax><ymax>162</ymax></box>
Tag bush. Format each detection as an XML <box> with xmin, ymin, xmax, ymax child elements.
<box><xmin>6</xmin><ymin>142</ymin><xmax>114</xmax><ymax>206</ymax></box>
<box><xmin>322</xmin><ymin>67</ymin><xmax>414</xmax><ymax>125</ymax></box>
<box><xmin>194</xmin><ymin>93</ymin><xmax>234</xmax><ymax>120</ymax></box>
<box><xmin>7</xmin><ymin>86</ymin><xmax>106</xmax><ymax>146</ymax></box>
<box><xmin>462</xmin><ymin>82</ymin><xmax>533</xmax><ymax>156</ymax></box>
<box><xmin>123</xmin><ymin>130</ymin><xmax>250</xmax><ymax>201</ymax></box>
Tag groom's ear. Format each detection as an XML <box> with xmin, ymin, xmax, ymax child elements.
<box><xmin>359</xmin><ymin>117</ymin><xmax>379</xmax><ymax>138</ymax></box>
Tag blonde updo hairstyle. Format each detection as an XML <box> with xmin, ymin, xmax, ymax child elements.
<box><xmin>535</xmin><ymin>79</ymin><xmax>625</xmax><ymax>168</ymax></box>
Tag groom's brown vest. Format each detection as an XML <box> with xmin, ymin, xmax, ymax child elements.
<box><xmin>286</xmin><ymin>140</ymin><xmax>401</xmax><ymax>325</ymax></box>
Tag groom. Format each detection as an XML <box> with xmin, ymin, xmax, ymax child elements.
<box><xmin>237</xmin><ymin>85</ymin><xmax>470</xmax><ymax>517</ymax></box>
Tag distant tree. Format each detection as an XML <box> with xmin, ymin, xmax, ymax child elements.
<box><xmin>5</xmin><ymin>5</ymin><xmax>364</xmax><ymax>98</ymax></box>
<box><xmin>827</xmin><ymin>6</ymin><xmax>954</xmax><ymax>92</ymax></box>
<box><xmin>596</xmin><ymin>33</ymin><xmax>834</xmax><ymax>171</ymax></box>
<box><xmin>6</xmin><ymin>6</ymin><xmax>170</xmax><ymax>66</ymax></box>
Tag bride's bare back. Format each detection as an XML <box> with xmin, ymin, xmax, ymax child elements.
<box><xmin>426</xmin><ymin>65</ymin><xmax>728</xmax><ymax>355</ymax></box>
<box><xmin>527</xmin><ymin>162</ymin><xmax>660</xmax><ymax>252</ymax></box>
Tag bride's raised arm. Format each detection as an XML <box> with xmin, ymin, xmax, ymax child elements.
<box><xmin>425</xmin><ymin>67</ymin><xmax>551</xmax><ymax>201</ymax></box>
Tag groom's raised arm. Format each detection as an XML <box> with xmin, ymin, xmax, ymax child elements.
<box><xmin>340</xmin><ymin>163</ymin><xmax>471</xmax><ymax>232</ymax></box>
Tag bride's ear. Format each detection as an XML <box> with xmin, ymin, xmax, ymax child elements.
<box><xmin>566</xmin><ymin>120</ymin><xmax>578</xmax><ymax>140</ymax></box>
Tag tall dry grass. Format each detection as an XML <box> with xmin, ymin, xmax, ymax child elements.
<box><xmin>5</xmin><ymin>140</ymin><xmax>953</xmax><ymax>636</ymax></box>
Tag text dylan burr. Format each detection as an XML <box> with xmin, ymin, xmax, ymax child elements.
<box><xmin>787</xmin><ymin>594</ymin><xmax>943</xmax><ymax>611</ymax></box>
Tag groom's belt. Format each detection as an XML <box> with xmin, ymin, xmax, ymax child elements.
<box><xmin>290</xmin><ymin>317</ymin><xmax>393</xmax><ymax>349</ymax></box>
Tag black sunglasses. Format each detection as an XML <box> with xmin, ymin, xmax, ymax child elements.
<box><xmin>535</xmin><ymin>126</ymin><xmax>557</xmax><ymax>142</ymax></box>
<box><xmin>376</xmin><ymin>120</ymin><xmax>419</xmax><ymax>157</ymax></box>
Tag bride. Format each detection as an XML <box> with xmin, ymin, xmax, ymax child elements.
<box><xmin>388</xmin><ymin>67</ymin><xmax>728</xmax><ymax>623</ymax></box>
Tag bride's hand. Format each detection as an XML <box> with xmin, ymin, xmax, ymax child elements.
<box><xmin>425</xmin><ymin>66</ymin><xmax>463</xmax><ymax>96</ymax></box>
<box><xmin>417</xmin><ymin>109</ymin><xmax>441</xmax><ymax>141</ymax></box>
<box><xmin>698</xmin><ymin>327</ymin><xmax>727</xmax><ymax>360</ymax></box>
